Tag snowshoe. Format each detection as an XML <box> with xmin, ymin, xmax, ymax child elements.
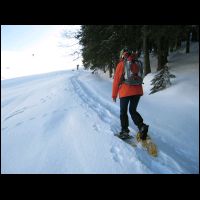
<box><xmin>118</xmin><ymin>129</ymin><xmax>131</xmax><ymax>139</ymax></box>
<box><xmin>136</xmin><ymin>132</ymin><xmax>158</xmax><ymax>157</ymax></box>
<box><xmin>115</xmin><ymin>129</ymin><xmax>136</xmax><ymax>147</ymax></box>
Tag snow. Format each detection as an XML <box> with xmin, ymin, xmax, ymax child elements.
<box><xmin>1</xmin><ymin>42</ymin><xmax>199</xmax><ymax>174</ymax></box>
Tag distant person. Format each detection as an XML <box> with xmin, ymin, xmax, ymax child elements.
<box><xmin>112</xmin><ymin>48</ymin><xmax>149</xmax><ymax>140</ymax></box>
<box><xmin>77</xmin><ymin>64</ymin><xmax>79</xmax><ymax>70</ymax></box>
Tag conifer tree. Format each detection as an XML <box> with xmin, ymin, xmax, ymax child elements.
<box><xmin>150</xmin><ymin>65</ymin><xmax>176</xmax><ymax>94</ymax></box>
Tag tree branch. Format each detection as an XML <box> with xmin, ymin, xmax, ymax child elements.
<box><xmin>69</xmin><ymin>51</ymin><xmax>81</xmax><ymax>61</ymax></box>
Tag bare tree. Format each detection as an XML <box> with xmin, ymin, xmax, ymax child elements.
<box><xmin>60</xmin><ymin>29</ymin><xmax>82</xmax><ymax>61</ymax></box>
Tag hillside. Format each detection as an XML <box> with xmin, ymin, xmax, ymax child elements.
<box><xmin>1</xmin><ymin>42</ymin><xmax>199</xmax><ymax>174</ymax></box>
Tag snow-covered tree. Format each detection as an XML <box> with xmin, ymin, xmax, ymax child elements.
<box><xmin>149</xmin><ymin>65</ymin><xmax>176</xmax><ymax>94</ymax></box>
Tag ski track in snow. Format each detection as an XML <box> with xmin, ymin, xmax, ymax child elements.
<box><xmin>70</xmin><ymin>73</ymin><xmax>119</xmax><ymax>133</ymax></box>
<box><xmin>69</xmin><ymin>71</ymin><xmax>190</xmax><ymax>174</ymax></box>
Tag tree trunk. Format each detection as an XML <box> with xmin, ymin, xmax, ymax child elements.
<box><xmin>153</xmin><ymin>46</ymin><xmax>157</xmax><ymax>55</ymax></box>
<box><xmin>109</xmin><ymin>64</ymin><xmax>113</xmax><ymax>78</ymax></box>
<box><xmin>157</xmin><ymin>38</ymin><xmax>162</xmax><ymax>71</ymax></box>
<box><xmin>103</xmin><ymin>66</ymin><xmax>106</xmax><ymax>73</ymax></box>
<box><xmin>186</xmin><ymin>31</ymin><xmax>190</xmax><ymax>53</ymax></box>
<box><xmin>164</xmin><ymin>39</ymin><xmax>169</xmax><ymax>64</ymax></box>
<box><xmin>143</xmin><ymin>26</ymin><xmax>151</xmax><ymax>75</ymax></box>
<box><xmin>175</xmin><ymin>38</ymin><xmax>181</xmax><ymax>50</ymax></box>
<box><xmin>157</xmin><ymin>37</ymin><xmax>167</xmax><ymax>71</ymax></box>
<box><xmin>170</xmin><ymin>46</ymin><xmax>174</xmax><ymax>52</ymax></box>
<box><xmin>191</xmin><ymin>26</ymin><xmax>197</xmax><ymax>41</ymax></box>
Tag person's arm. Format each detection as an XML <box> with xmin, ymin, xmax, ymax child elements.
<box><xmin>112</xmin><ymin>62</ymin><xmax>122</xmax><ymax>102</ymax></box>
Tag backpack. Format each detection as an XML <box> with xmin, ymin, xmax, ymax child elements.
<box><xmin>121</xmin><ymin>56</ymin><xmax>144</xmax><ymax>85</ymax></box>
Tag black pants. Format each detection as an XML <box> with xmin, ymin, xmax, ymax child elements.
<box><xmin>120</xmin><ymin>95</ymin><xmax>143</xmax><ymax>131</ymax></box>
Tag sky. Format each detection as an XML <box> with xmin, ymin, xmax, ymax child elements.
<box><xmin>1</xmin><ymin>25</ymin><xmax>82</xmax><ymax>80</ymax></box>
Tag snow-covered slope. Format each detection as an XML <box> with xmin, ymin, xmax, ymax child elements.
<box><xmin>1</xmin><ymin>43</ymin><xmax>199</xmax><ymax>174</ymax></box>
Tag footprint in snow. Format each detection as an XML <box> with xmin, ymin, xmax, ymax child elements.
<box><xmin>92</xmin><ymin>124</ymin><xmax>101</xmax><ymax>132</ymax></box>
<box><xmin>40</xmin><ymin>98</ymin><xmax>46</xmax><ymax>103</ymax></box>
<box><xmin>84</xmin><ymin>112</ymin><xmax>90</xmax><ymax>118</ymax></box>
<box><xmin>15</xmin><ymin>121</ymin><xmax>24</xmax><ymax>126</ymax></box>
<box><xmin>52</xmin><ymin>110</ymin><xmax>58</xmax><ymax>114</ymax></box>
<box><xmin>2</xmin><ymin>127</ymin><xmax>8</xmax><ymax>131</ymax></box>
<box><xmin>42</xmin><ymin>113</ymin><xmax>48</xmax><ymax>118</ymax></box>
<box><xmin>110</xmin><ymin>146</ymin><xmax>123</xmax><ymax>164</ymax></box>
<box><xmin>29</xmin><ymin>117</ymin><xmax>36</xmax><ymax>121</ymax></box>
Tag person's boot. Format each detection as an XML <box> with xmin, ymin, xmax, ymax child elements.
<box><xmin>119</xmin><ymin>128</ymin><xmax>130</xmax><ymax>139</ymax></box>
<box><xmin>138</xmin><ymin>123</ymin><xmax>149</xmax><ymax>140</ymax></box>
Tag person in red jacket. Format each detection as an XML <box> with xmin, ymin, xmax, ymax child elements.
<box><xmin>112</xmin><ymin>48</ymin><xmax>148</xmax><ymax>140</ymax></box>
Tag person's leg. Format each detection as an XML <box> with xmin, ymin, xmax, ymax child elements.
<box><xmin>129</xmin><ymin>95</ymin><xmax>143</xmax><ymax>127</ymax></box>
<box><xmin>120</xmin><ymin>97</ymin><xmax>130</xmax><ymax>131</ymax></box>
<box><xmin>129</xmin><ymin>95</ymin><xmax>148</xmax><ymax>140</ymax></box>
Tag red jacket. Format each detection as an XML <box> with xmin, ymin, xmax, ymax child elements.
<box><xmin>112</xmin><ymin>60</ymin><xmax>143</xmax><ymax>99</ymax></box>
